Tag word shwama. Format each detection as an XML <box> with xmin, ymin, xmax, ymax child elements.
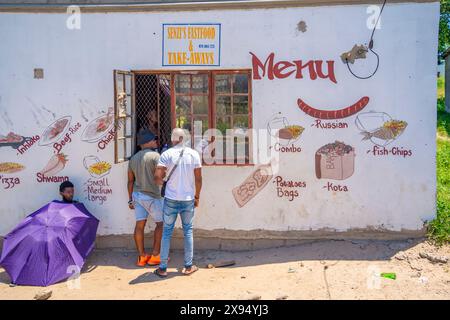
<box><xmin>250</xmin><ymin>52</ymin><xmax>337</xmax><ymax>84</ymax></box>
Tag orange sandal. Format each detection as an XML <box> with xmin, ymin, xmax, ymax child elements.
<box><xmin>147</xmin><ymin>255</ymin><xmax>170</xmax><ymax>266</ymax></box>
<box><xmin>136</xmin><ymin>255</ymin><xmax>151</xmax><ymax>267</ymax></box>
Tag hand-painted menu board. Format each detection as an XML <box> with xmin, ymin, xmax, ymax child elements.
<box><xmin>162</xmin><ymin>23</ymin><xmax>221</xmax><ymax>66</ymax></box>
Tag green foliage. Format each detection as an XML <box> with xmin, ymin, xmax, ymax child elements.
<box><xmin>429</xmin><ymin>138</ymin><xmax>450</xmax><ymax>244</ymax></box>
<box><xmin>437</xmin><ymin>97</ymin><xmax>450</xmax><ymax>136</ymax></box>
<box><xmin>437</xmin><ymin>76</ymin><xmax>445</xmax><ymax>98</ymax></box>
<box><xmin>439</xmin><ymin>0</ymin><xmax>450</xmax><ymax>57</ymax></box>
<box><xmin>429</xmin><ymin>97</ymin><xmax>450</xmax><ymax>245</ymax></box>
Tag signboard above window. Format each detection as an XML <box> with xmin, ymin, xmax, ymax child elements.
<box><xmin>162</xmin><ymin>23</ymin><xmax>221</xmax><ymax>66</ymax></box>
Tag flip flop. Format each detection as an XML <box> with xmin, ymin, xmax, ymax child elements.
<box><xmin>182</xmin><ymin>265</ymin><xmax>199</xmax><ymax>276</ymax></box>
<box><xmin>153</xmin><ymin>268</ymin><xmax>168</xmax><ymax>278</ymax></box>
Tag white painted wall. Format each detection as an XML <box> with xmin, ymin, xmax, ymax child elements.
<box><xmin>0</xmin><ymin>2</ymin><xmax>440</xmax><ymax>236</ymax></box>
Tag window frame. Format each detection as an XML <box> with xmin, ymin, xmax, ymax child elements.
<box><xmin>127</xmin><ymin>68</ymin><xmax>254</xmax><ymax>166</ymax></box>
<box><xmin>173</xmin><ymin>71</ymin><xmax>213</xmax><ymax>145</ymax></box>
<box><xmin>211</xmin><ymin>70</ymin><xmax>253</xmax><ymax>166</ymax></box>
<box><xmin>113</xmin><ymin>70</ymin><xmax>136</xmax><ymax>164</ymax></box>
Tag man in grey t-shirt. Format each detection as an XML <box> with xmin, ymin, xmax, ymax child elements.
<box><xmin>127</xmin><ymin>130</ymin><xmax>164</xmax><ymax>267</ymax></box>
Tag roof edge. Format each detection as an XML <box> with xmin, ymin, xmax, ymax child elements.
<box><xmin>0</xmin><ymin>0</ymin><xmax>439</xmax><ymax>13</ymax></box>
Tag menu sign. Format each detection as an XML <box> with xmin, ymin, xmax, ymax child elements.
<box><xmin>162</xmin><ymin>23</ymin><xmax>221</xmax><ymax>66</ymax></box>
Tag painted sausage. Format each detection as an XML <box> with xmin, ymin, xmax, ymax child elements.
<box><xmin>297</xmin><ymin>96</ymin><xmax>369</xmax><ymax>119</ymax></box>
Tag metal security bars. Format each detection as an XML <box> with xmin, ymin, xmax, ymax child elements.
<box><xmin>134</xmin><ymin>73</ymin><xmax>173</xmax><ymax>151</ymax></box>
<box><xmin>114</xmin><ymin>69</ymin><xmax>252</xmax><ymax>165</ymax></box>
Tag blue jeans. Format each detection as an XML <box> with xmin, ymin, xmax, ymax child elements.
<box><xmin>159</xmin><ymin>198</ymin><xmax>195</xmax><ymax>271</ymax></box>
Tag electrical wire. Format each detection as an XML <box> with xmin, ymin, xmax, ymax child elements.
<box><xmin>345</xmin><ymin>0</ymin><xmax>387</xmax><ymax>79</ymax></box>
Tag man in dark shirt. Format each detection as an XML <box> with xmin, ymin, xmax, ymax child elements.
<box><xmin>59</xmin><ymin>181</ymin><xmax>77</xmax><ymax>203</ymax></box>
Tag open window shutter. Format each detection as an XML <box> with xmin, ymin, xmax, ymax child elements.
<box><xmin>113</xmin><ymin>70</ymin><xmax>136</xmax><ymax>163</ymax></box>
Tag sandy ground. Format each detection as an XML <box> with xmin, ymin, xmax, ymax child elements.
<box><xmin>0</xmin><ymin>238</ymin><xmax>449</xmax><ymax>300</ymax></box>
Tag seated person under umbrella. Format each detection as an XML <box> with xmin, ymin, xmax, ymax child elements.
<box><xmin>0</xmin><ymin>180</ymin><xmax>99</xmax><ymax>286</ymax></box>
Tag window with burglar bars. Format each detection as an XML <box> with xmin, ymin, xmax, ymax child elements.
<box><xmin>134</xmin><ymin>73</ymin><xmax>172</xmax><ymax>150</ymax></box>
<box><xmin>114</xmin><ymin>69</ymin><xmax>252</xmax><ymax>165</ymax></box>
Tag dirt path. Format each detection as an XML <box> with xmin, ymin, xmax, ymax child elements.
<box><xmin>1</xmin><ymin>239</ymin><xmax>449</xmax><ymax>300</ymax></box>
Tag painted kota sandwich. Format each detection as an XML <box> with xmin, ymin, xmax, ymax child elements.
<box><xmin>315</xmin><ymin>141</ymin><xmax>355</xmax><ymax>180</ymax></box>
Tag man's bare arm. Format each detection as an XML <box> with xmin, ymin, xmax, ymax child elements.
<box><xmin>194</xmin><ymin>168</ymin><xmax>202</xmax><ymax>202</ymax></box>
<box><xmin>154</xmin><ymin>166</ymin><xmax>167</xmax><ymax>186</ymax></box>
<box><xmin>127</xmin><ymin>169</ymin><xmax>135</xmax><ymax>208</ymax></box>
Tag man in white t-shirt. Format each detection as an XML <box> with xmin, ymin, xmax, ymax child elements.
<box><xmin>153</xmin><ymin>128</ymin><xmax>202</xmax><ymax>277</ymax></box>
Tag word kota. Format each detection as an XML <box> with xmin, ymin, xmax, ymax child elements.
<box><xmin>250</xmin><ymin>52</ymin><xmax>337</xmax><ymax>83</ymax></box>
<box><xmin>323</xmin><ymin>182</ymin><xmax>349</xmax><ymax>192</ymax></box>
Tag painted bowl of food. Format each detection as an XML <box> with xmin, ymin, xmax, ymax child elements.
<box><xmin>277</xmin><ymin>125</ymin><xmax>304</xmax><ymax>140</ymax></box>
<box><xmin>39</xmin><ymin>116</ymin><xmax>71</xmax><ymax>146</ymax></box>
<box><xmin>81</xmin><ymin>109</ymin><xmax>114</xmax><ymax>143</ymax></box>
<box><xmin>83</xmin><ymin>156</ymin><xmax>112</xmax><ymax>178</ymax></box>
<box><xmin>267</xmin><ymin>113</ymin><xmax>305</xmax><ymax>146</ymax></box>
<box><xmin>355</xmin><ymin>111</ymin><xmax>407</xmax><ymax>147</ymax></box>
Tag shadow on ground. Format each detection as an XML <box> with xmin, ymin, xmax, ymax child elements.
<box><xmin>87</xmin><ymin>237</ymin><xmax>425</xmax><ymax>285</ymax></box>
<box><xmin>0</xmin><ymin>237</ymin><xmax>427</xmax><ymax>286</ymax></box>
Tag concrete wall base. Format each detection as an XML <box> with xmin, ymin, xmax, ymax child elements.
<box><xmin>0</xmin><ymin>227</ymin><xmax>425</xmax><ymax>253</ymax></box>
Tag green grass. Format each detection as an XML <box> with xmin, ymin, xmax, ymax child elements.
<box><xmin>428</xmin><ymin>96</ymin><xmax>450</xmax><ymax>245</ymax></box>
<box><xmin>429</xmin><ymin>138</ymin><xmax>450</xmax><ymax>244</ymax></box>
<box><xmin>438</xmin><ymin>76</ymin><xmax>445</xmax><ymax>99</ymax></box>
<box><xmin>437</xmin><ymin>97</ymin><xmax>450</xmax><ymax>137</ymax></box>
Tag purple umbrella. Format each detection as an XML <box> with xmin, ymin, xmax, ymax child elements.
<box><xmin>0</xmin><ymin>200</ymin><xmax>99</xmax><ymax>286</ymax></box>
